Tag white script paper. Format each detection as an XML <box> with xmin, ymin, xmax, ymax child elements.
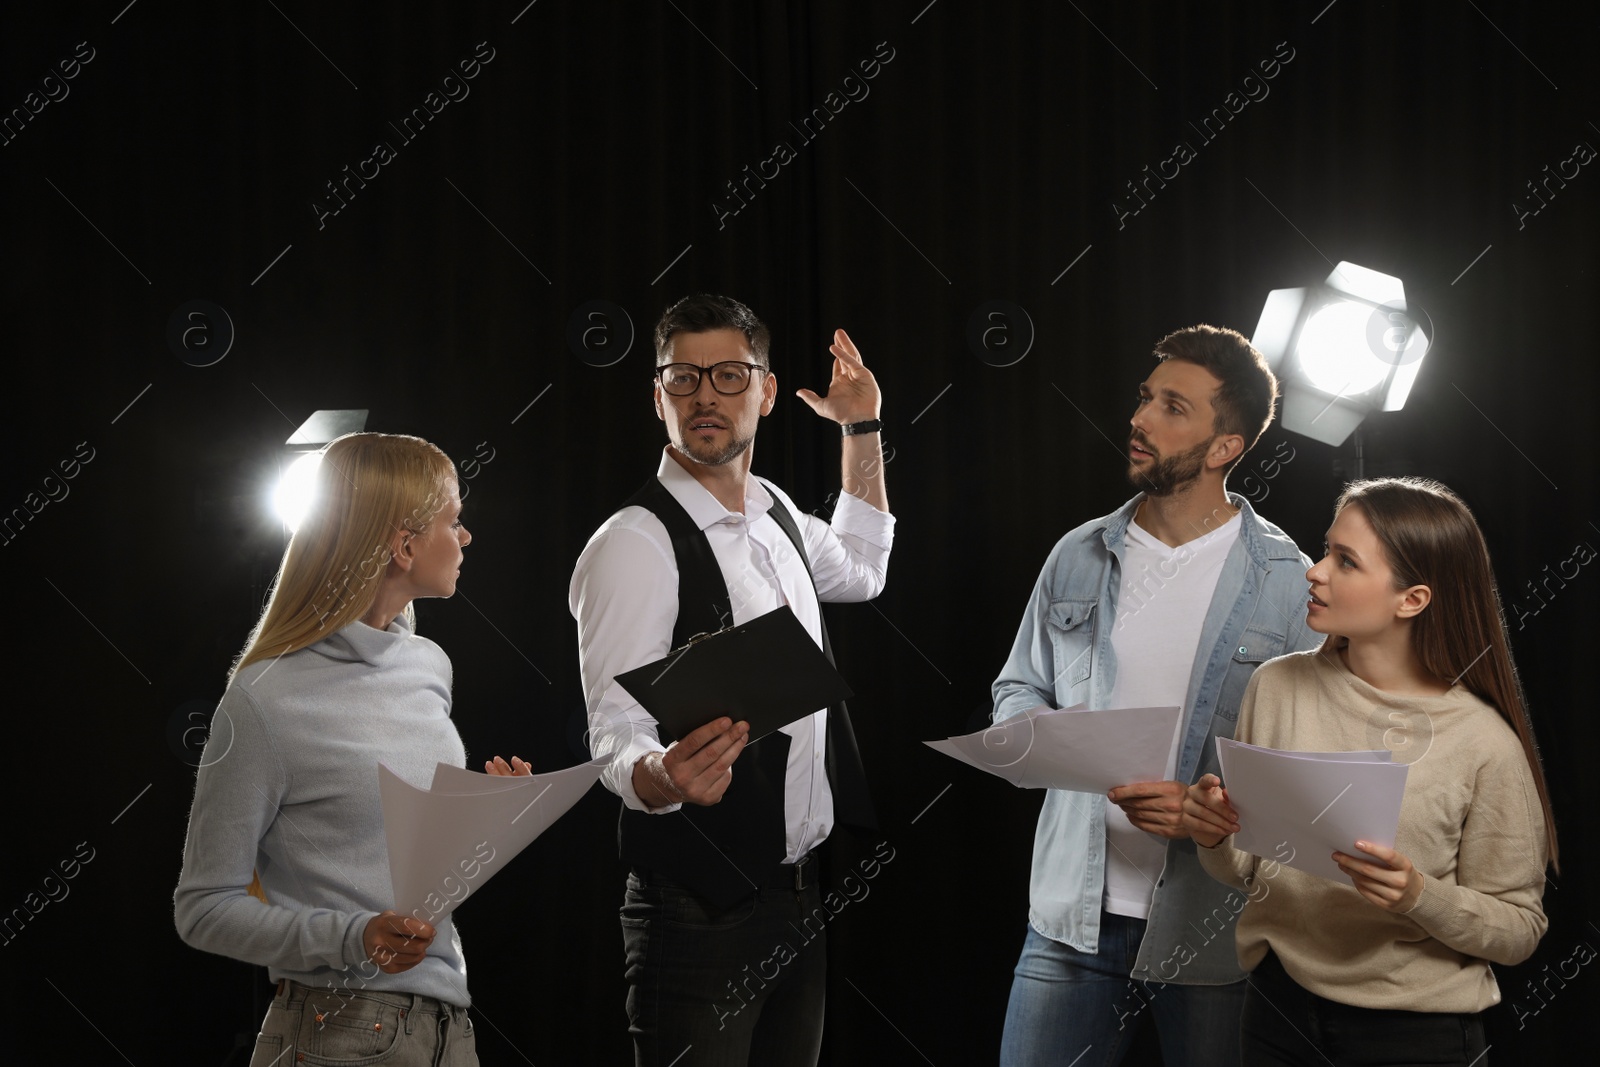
<box><xmin>925</xmin><ymin>704</ymin><xmax>1182</xmax><ymax>794</ymax></box>
<box><xmin>378</xmin><ymin>759</ymin><xmax>603</xmax><ymax>923</ymax></box>
<box><xmin>1215</xmin><ymin>737</ymin><xmax>1408</xmax><ymax>882</ymax></box>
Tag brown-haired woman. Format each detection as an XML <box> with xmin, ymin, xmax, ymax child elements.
<box><xmin>1183</xmin><ymin>476</ymin><xmax>1556</xmax><ymax>1066</ymax></box>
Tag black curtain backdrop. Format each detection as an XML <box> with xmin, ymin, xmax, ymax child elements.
<box><xmin>2</xmin><ymin>2</ymin><xmax>1596</xmax><ymax>1064</ymax></box>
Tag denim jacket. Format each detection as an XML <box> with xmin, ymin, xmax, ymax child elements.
<box><xmin>992</xmin><ymin>493</ymin><xmax>1319</xmax><ymax>985</ymax></box>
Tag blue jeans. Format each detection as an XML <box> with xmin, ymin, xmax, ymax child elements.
<box><xmin>1241</xmin><ymin>951</ymin><xmax>1487</xmax><ymax>1066</ymax></box>
<box><xmin>1000</xmin><ymin>915</ymin><xmax>1244</xmax><ymax>1067</ymax></box>
<box><xmin>621</xmin><ymin>870</ymin><xmax>828</xmax><ymax>1067</ymax></box>
<box><xmin>249</xmin><ymin>979</ymin><xmax>476</xmax><ymax>1067</ymax></box>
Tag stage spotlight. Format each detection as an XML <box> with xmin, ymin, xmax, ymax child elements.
<box><xmin>1251</xmin><ymin>262</ymin><xmax>1430</xmax><ymax>447</ymax></box>
<box><xmin>272</xmin><ymin>451</ymin><xmax>323</xmax><ymax>531</ymax></box>
<box><xmin>273</xmin><ymin>409</ymin><xmax>368</xmax><ymax>533</ymax></box>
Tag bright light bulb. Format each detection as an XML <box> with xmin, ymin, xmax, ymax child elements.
<box><xmin>1297</xmin><ymin>301</ymin><xmax>1392</xmax><ymax>396</ymax></box>
<box><xmin>273</xmin><ymin>451</ymin><xmax>323</xmax><ymax>532</ymax></box>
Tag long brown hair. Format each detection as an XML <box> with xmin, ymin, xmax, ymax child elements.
<box><xmin>1337</xmin><ymin>477</ymin><xmax>1559</xmax><ymax>870</ymax></box>
<box><xmin>231</xmin><ymin>433</ymin><xmax>457</xmax><ymax>680</ymax></box>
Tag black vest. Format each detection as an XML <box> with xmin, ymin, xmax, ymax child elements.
<box><xmin>616</xmin><ymin>476</ymin><xmax>876</xmax><ymax>908</ymax></box>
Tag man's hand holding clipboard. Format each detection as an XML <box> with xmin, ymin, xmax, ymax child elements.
<box><xmin>616</xmin><ymin>605</ymin><xmax>853</xmax><ymax>807</ymax></box>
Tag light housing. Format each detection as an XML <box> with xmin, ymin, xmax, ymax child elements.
<box><xmin>272</xmin><ymin>409</ymin><xmax>368</xmax><ymax>532</ymax></box>
<box><xmin>1251</xmin><ymin>262</ymin><xmax>1430</xmax><ymax>446</ymax></box>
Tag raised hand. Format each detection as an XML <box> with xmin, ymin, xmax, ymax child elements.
<box><xmin>795</xmin><ymin>329</ymin><xmax>881</xmax><ymax>426</ymax></box>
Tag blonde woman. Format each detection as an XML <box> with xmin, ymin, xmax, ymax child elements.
<box><xmin>175</xmin><ymin>432</ymin><xmax>507</xmax><ymax>1067</ymax></box>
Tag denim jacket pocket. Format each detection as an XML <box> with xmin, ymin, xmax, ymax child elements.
<box><xmin>1045</xmin><ymin>598</ymin><xmax>1097</xmax><ymax>706</ymax></box>
<box><xmin>1213</xmin><ymin>626</ymin><xmax>1282</xmax><ymax>724</ymax></box>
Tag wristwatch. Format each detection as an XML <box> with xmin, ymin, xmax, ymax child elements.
<box><xmin>840</xmin><ymin>419</ymin><xmax>883</xmax><ymax>437</ymax></box>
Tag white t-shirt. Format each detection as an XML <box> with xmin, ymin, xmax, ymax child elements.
<box><xmin>1102</xmin><ymin>510</ymin><xmax>1242</xmax><ymax>918</ymax></box>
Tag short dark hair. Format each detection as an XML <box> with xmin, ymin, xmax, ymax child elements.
<box><xmin>654</xmin><ymin>293</ymin><xmax>771</xmax><ymax>368</ymax></box>
<box><xmin>1152</xmin><ymin>324</ymin><xmax>1278</xmax><ymax>471</ymax></box>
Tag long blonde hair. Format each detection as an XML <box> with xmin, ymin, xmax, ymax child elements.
<box><xmin>231</xmin><ymin>433</ymin><xmax>457</xmax><ymax>680</ymax></box>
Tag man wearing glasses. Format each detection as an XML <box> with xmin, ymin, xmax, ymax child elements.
<box><xmin>571</xmin><ymin>293</ymin><xmax>894</xmax><ymax>1066</ymax></box>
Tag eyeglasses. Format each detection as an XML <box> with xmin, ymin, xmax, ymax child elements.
<box><xmin>655</xmin><ymin>361</ymin><xmax>766</xmax><ymax>396</ymax></box>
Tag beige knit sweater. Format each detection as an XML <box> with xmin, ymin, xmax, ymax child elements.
<box><xmin>1197</xmin><ymin>647</ymin><xmax>1548</xmax><ymax>1012</ymax></box>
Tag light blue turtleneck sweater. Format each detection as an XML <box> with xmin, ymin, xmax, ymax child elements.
<box><xmin>174</xmin><ymin>613</ymin><xmax>472</xmax><ymax>1006</ymax></box>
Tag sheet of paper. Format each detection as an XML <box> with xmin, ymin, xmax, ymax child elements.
<box><xmin>378</xmin><ymin>759</ymin><xmax>604</xmax><ymax>923</ymax></box>
<box><xmin>925</xmin><ymin>704</ymin><xmax>1182</xmax><ymax>795</ymax></box>
<box><xmin>1216</xmin><ymin>737</ymin><xmax>1407</xmax><ymax>882</ymax></box>
<box><xmin>1263</xmin><ymin>749</ymin><xmax>1392</xmax><ymax>763</ymax></box>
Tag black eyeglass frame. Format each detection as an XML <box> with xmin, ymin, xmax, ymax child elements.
<box><xmin>653</xmin><ymin>360</ymin><xmax>769</xmax><ymax>396</ymax></box>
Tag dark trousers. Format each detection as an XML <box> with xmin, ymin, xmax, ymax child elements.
<box><xmin>1242</xmin><ymin>951</ymin><xmax>1488</xmax><ymax>1067</ymax></box>
<box><xmin>621</xmin><ymin>869</ymin><xmax>828</xmax><ymax>1067</ymax></box>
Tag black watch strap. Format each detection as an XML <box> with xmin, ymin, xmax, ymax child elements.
<box><xmin>840</xmin><ymin>419</ymin><xmax>883</xmax><ymax>437</ymax></box>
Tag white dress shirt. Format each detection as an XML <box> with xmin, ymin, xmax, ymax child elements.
<box><xmin>571</xmin><ymin>449</ymin><xmax>895</xmax><ymax>862</ymax></box>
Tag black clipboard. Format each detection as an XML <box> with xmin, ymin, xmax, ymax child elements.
<box><xmin>614</xmin><ymin>605</ymin><xmax>853</xmax><ymax>743</ymax></box>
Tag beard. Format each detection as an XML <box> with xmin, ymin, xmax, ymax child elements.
<box><xmin>674</xmin><ymin>421</ymin><xmax>756</xmax><ymax>467</ymax></box>
<box><xmin>1127</xmin><ymin>436</ymin><xmax>1210</xmax><ymax>497</ymax></box>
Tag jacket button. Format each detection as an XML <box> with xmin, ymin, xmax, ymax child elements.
<box><xmin>1238</xmin><ymin>646</ymin><xmax>1247</xmax><ymax>655</ymax></box>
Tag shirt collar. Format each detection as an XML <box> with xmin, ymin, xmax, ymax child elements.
<box><xmin>1099</xmin><ymin>491</ymin><xmax>1291</xmax><ymax>566</ymax></box>
<box><xmin>655</xmin><ymin>448</ymin><xmax>773</xmax><ymax>531</ymax></box>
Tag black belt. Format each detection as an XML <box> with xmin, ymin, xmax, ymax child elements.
<box><xmin>765</xmin><ymin>850</ymin><xmax>817</xmax><ymax>892</ymax></box>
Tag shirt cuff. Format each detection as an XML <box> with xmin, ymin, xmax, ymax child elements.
<box><xmin>613</xmin><ymin>736</ymin><xmax>681</xmax><ymax>814</ymax></box>
<box><xmin>831</xmin><ymin>490</ymin><xmax>895</xmax><ymax>543</ymax></box>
